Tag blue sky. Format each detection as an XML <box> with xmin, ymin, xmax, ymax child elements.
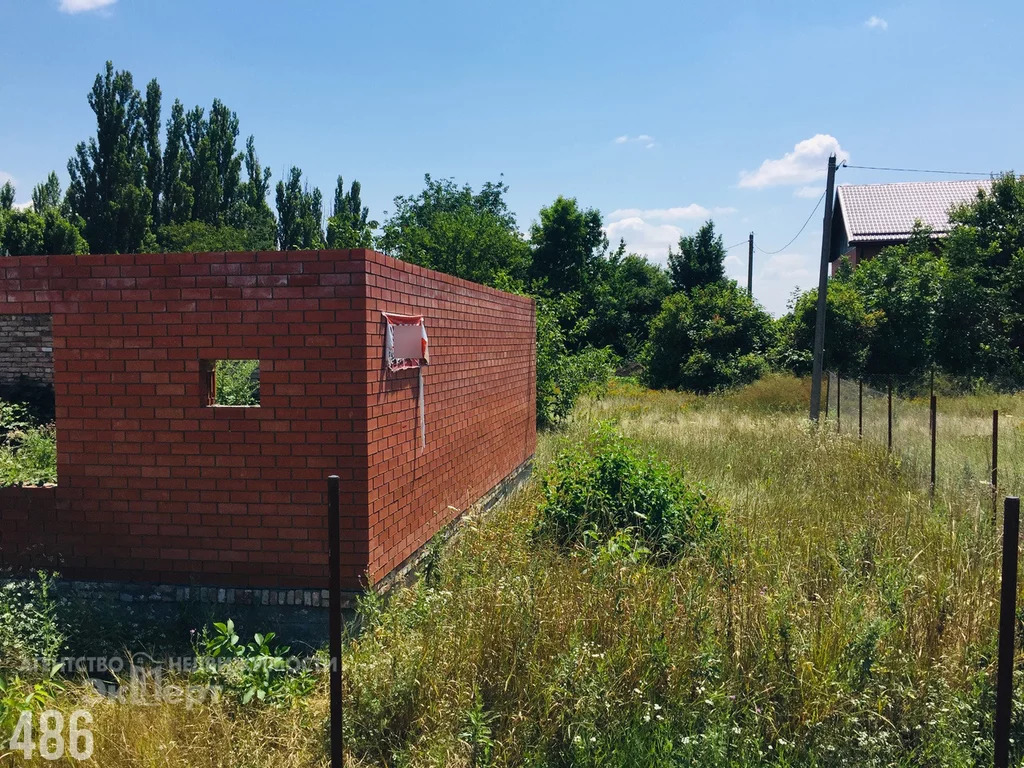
<box><xmin>1</xmin><ymin>0</ymin><xmax>1020</xmax><ymax>315</ymax></box>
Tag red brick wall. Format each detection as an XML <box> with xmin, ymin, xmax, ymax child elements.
<box><xmin>0</xmin><ymin>250</ymin><xmax>536</xmax><ymax>591</ymax></box>
<box><xmin>0</xmin><ymin>251</ymin><xmax>369</xmax><ymax>588</ymax></box>
<box><xmin>361</xmin><ymin>252</ymin><xmax>536</xmax><ymax>583</ymax></box>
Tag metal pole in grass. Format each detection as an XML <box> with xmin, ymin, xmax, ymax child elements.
<box><xmin>824</xmin><ymin>372</ymin><xmax>830</xmax><ymax>421</ymax></box>
<box><xmin>993</xmin><ymin>410</ymin><xmax>999</xmax><ymax>523</ymax></box>
<box><xmin>929</xmin><ymin>394</ymin><xmax>937</xmax><ymax>492</ymax></box>
<box><xmin>836</xmin><ymin>376</ymin><xmax>841</xmax><ymax>433</ymax></box>
<box><xmin>327</xmin><ymin>475</ymin><xmax>343</xmax><ymax>768</ymax></box>
<box><xmin>887</xmin><ymin>380</ymin><xmax>893</xmax><ymax>452</ymax></box>
<box><xmin>858</xmin><ymin>379</ymin><xmax>863</xmax><ymax>439</ymax></box>
<box><xmin>995</xmin><ymin>496</ymin><xmax>1019</xmax><ymax>768</ymax></box>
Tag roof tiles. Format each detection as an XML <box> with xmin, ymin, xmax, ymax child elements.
<box><xmin>836</xmin><ymin>179</ymin><xmax>993</xmax><ymax>243</ymax></box>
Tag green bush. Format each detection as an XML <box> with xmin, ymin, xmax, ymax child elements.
<box><xmin>215</xmin><ymin>360</ymin><xmax>260</xmax><ymax>406</ymax></box>
<box><xmin>0</xmin><ymin>399</ymin><xmax>56</xmax><ymax>487</ymax></box>
<box><xmin>643</xmin><ymin>282</ymin><xmax>775</xmax><ymax>393</ymax></box>
<box><xmin>534</xmin><ymin>423</ymin><xmax>721</xmax><ymax>560</ymax></box>
<box><xmin>0</xmin><ymin>572</ymin><xmax>65</xmax><ymax>675</ymax></box>
<box><xmin>536</xmin><ymin>298</ymin><xmax>616</xmax><ymax>428</ymax></box>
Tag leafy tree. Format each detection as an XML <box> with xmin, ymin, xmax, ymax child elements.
<box><xmin>775</xmin><ymin>270</ymin><xmax>875</xmax><ymax>377</ymax></box>
<box><xmin>852</xmin><ymin>223</ymin><xmax>943</xmax><ymax>378</ymax></box>
<box><xmin>224</xmin><ymin>136</ymin><xmax>276</xmax><ymax>250</ymax></box>
<box><xmin>184</xmin><ymin>99</ymin><xmax>243</xmax><ymax>225</ymax></box>
<box><xmin>66</xmin><ymin>61</ymin><xmax>153</xmax><ymax>254</ymax></box>
<box><xmin>143</xmin><ymin>79</ymin><xmax>162</xmax><ymax>227</ymax></box>
<box><xmin>644</xmin><ymin>281</ymin><xmax>775</xmax><ymax>392</ymax></box>
<box><xmin>0</xmin><ymin>182</ymin><xmax>13</xmax><ymax>211</ymax></box>
<box><xmin>161</xmin><ymin>99</ymin><xmax>193</xmax><ymax>225</ymax></box>
<box><xmin>31</xmin><ymin>172</ymin><xmax>62</xmax><ymax>214</ymax></box>
<box><xmin>667</xmin><ymin>220</ymin><xmax>726</xmax><ymax>292</ymax></box>
<box><xmin>588</xmin><ymin>248</ymin><xmax>672</xmax><ymax>360</ymax></box>
<box><xmin>326</xmin><ymin>176</ymin><xmax>376</xmax><ymax>248</ymax></box>
<box><xmin>379</xmin><ymin>175</ymin><xmax>530</xmax><ymax>287</ymax></box>
<box><xmin>529</xmin><ymin>196</ymin><xmax>607</xmax><ymax>298</ymax></box>
<box><xmin>0</xmin><ymin>208</ymin><xmax>88</xmax><ymax>256</ymax></box>
<box><xmin>156</xmin><ymin>221</ymin><xmax>258</xmax><ymax>253</ymax></box>
<box><xmin>535</xmin><ymin>295</ymin><xmax>617</xmax><ymax>427</ymax></box>
<box><xmin>935</xmin><ymin>173</ymin><xmax>1024</xmax><ymax>381</ymax></box>
<box><xmin>275</xmin><ymin>167</ymin><xmax>324</xmax><ymax>250</ymax></box>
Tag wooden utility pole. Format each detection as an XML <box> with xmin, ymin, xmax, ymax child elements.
<box><xmin>747</xmin><ymin>232</ymin><xmax>754</xmax><ymax>297</ymax></box>
<box><xmin>808</xmin><ymin>154</ymin><xmax>838</xmax><ymax>422</ymax></box>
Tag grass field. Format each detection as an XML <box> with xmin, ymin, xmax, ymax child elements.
<box><xmin>3</xmin><ymin>375</ymin><xmax>1023</xmax><ymax>766</ymax></box>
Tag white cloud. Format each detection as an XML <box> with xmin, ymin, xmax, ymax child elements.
<box><xmin>605</xmin><ymin>217</ymin><xmax>682</xmax><ymax>265</ymax></box>
<box><xmin>794</xmin><ymin>185</ymin><xmax>823</xmax><ymax>199</ymax></box>
<box><xmin>0</xmin><ymin>171</ymin><xmax>13</xmax><ymax>187</ymax></box>
<box><xmin>865</xmin><ymin>15</ymin><xmax>888</xmax><ymax>30</ymax></box>
<box><xmin>12</xmin><ymin>201</ymin><xmax>32</xmax><ymax>211</ymax></box>
<box><xmin>58</xmin><ymin>0</ymin><xmax>116</xmax><ymax>13</ymax></box>
<box><xmin>613</xmin><ymin>134</ymin><xmax>657</xmax><ymax>149</ymax></box>
<box><xmin>739</xmin><ymin>134</ymin><xmax>849</xmax><ymax>188</ymax></box>
<box><xmin>755</xmin><ymin>252</ymin><xmax>817</xmax><ymax>316</ymax></box>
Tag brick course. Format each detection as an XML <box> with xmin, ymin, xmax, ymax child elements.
<box><xmin>0</xmin><ymin>314</ymin><xmax>53</xmax><ymax>387</ymax></box>
<box><xmin>0</xmin><ymin>250</ymin><xmax>536</xmax><ymax>591</ymax></box>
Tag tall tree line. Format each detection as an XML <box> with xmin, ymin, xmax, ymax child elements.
<box><xmin>2</xmin><ymin>61</ymin><xmax>373</xmax><ymax>257</ymax></box>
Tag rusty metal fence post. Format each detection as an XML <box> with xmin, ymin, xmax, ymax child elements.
<box><xmin>858</xmin><ymin>379</ymin><xmax>863</xmax><ymax>439</ymax></box>
<box><xmin>995</xmin><ymin>496</ymin><xmax>1020</xmax><ymax>768</ymax></box>
<box><xmin>327</xmin><ymin>475</ymin><xmax>343</xmax><ymax>768</ymax></box>
<box><xmin>836</xmin><ymin>376</ymin><xmax>841</xmax><ymax>434</ymax></box>
<box><xmin>993</xmin><ymin>409</ymin><xmax>1000</xmax><ymax>522</ymax></box>
<box><xmin>929</xmin><ymin>394</ymin><xmax>937</xmax><ymax>491</ymax></box>
<box><xmin>887</xmin><ymin>380</ymin><xmax>893</xmax><ymax>452</ymax></box>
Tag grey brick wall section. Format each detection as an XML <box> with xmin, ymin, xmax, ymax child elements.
<box><xmin>0</xmin><ymin>314</ymin><xmax>53</xmax><ymax>387</ymax></box>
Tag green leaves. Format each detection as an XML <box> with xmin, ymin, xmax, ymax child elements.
<box><xmin>668</xmin><ymin>220</ymin><xmax>727</xmax><ymax>292</ymax></box>
<box><xmin>534</xmin><ymin>423</ymin><xmax>722</xmax><ymax>561</ymax></box>
<box><xmin>644</xmin><ymin>282</ymin><xmax>775</xmax><ymax>393</ymax></box>
<box><xmin>379</xmin><ymin>174</ymin><xmax>530</xmax><ymax>288</ymax></box>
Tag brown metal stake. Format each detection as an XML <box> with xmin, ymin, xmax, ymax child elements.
<box><xmin>328</xmin><ymin>475</ymin><xmax>343</xmax><ymax>768</ymax></box>
<box><xmin>887</xmin><ymin>380</ymin><xmax>893</xmax><ymax>452</ymax></box>
<box><xmin>858</xmin><ymin>379</ymin><xmax>863</xmax><ymax>439</ymax></box>
<box><xmin>836</xmin><ymin>375</ymin><xmax>841</xmax><ymax>433</ymax></box>
<box><xmin>993</xmin><ymin>409</ymin><xmax>1000</xmax><ymax>523</ymax></box>
<box><xmin>929</xmin><ymin>394</ymin><xmax>937</xmax><ymax>493</ymax></box>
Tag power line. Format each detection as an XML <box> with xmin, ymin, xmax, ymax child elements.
<box><xmin>842</xmin><ymin>163</ymin><xmax>995</xmax><ymax>177</ymax></box>
<box><xmin>725</xmin><ymin>239</ymin><xmax>748</xmax><ymax>250</ymax></box>
<box><xmin>754</xmin><ymin>191</ymin><xmax>826</xmax><ymax>256</ymax></box>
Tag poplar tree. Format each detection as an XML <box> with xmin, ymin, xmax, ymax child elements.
<box><xmin>31</xmin><ymin>172</ymin><xmax>62</xmax><ymax>213</ymax></box>
<box><xmin>275</xmin><ymin>167</ymin><xmax>324</xmax><ymax>250</ymax></box>
<box><xmin>326</xmin><ymin>175</ymin><xmax>375</xmax><ymax>248</ymax></box>
<box><xmin>66</xmin><ymin>61</ymin><xmax>153</xmax><ymax>254</ymax></box>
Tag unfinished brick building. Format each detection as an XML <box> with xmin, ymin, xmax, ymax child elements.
<box><xmin>0</xmin><ymin>249</ymin><xmax>536</xmax><ymax>598</ymax></box>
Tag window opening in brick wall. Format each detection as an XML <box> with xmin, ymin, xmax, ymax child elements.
<box><xmin>201</xmin><ymin>360</ymin><xmax>261</xmax><ymax>407</ymax></box>
<box><xmin>0</xmin><ymin>314</ymin><xmax>57</xmax><ymax>486</ymax></box>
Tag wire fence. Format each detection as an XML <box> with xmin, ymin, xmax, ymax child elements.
<box><xmin>824</xmin><ymin>372</ymin><xmax>1024</xmax><ymax>504</ymax></box>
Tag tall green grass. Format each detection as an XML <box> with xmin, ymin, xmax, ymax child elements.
<box><xmin>3</xmin><ymin>376</ymin><xmax>1021</xmax><ymax>766</ymax></box>
<box><xmin>341</xmin><ymin>375</ymin><xmax>1015</xmax><ymax>766</ymax></box>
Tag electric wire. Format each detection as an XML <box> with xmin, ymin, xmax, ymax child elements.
<box><xmin>842</xmin><ymin>163</ymin><xmax>994</xmax><ymax>177</ymax></box>
<box><xmin>754</xmin><ymin>191</ymin><xmax>826</xmax><ymax>256</ymax></box>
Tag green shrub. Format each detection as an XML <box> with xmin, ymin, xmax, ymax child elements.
<box><xmin>192</xmin><ymin>619</ymin><xmax>317</xmax><ymax>707</ymax></box>
<box><xmin>643</xmin><ymin>282</ymin><xmax>775</xmax><ymax>393</ymax></box>
<box><xmin>215</xmin><ymin>359</ymin><xmax>260</xmax><ymax>406</ymax></box>
<box><xmin>534</xmin><ymin>423</ymin><xmax>721</xmax><ymax>559</ymax></box>
<box><xmin>0</xmin><ymin>571</ymin><xmax>65</xmax><ymax>675</ymax></box>
<box><xmin>536</xmin><ymin>298</ymin><xmax>616</xmax><ymax>428</ymax></box>
<box><xmin>0</xmin><ymin>399</ymin><xmax>56</xmax><ymax>487</ymax></box>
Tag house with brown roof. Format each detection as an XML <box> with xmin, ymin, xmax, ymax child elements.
<box><xmin>829</xmin><ymin>179</ymin><xmax>992</xmax><ymax>274</ymax></box>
